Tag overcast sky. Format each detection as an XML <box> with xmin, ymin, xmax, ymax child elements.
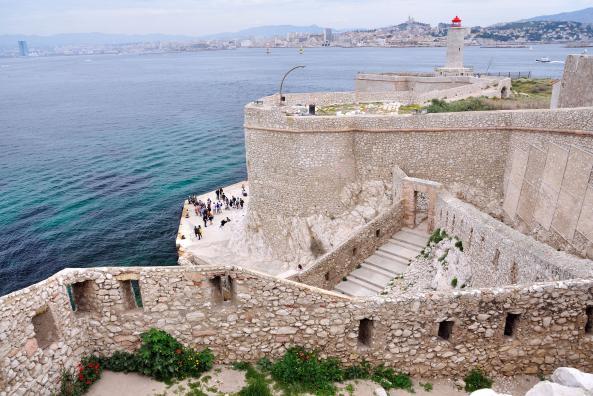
<box><xmin>1</xmin><ymin>0</ymin><xmax>591</xmax><ymax>36</ymax></box>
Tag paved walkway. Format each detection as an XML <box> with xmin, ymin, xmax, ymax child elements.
<box><xmin>334</xmin><ymin>226</ymin><xmax>429</xmax><ymax>297</ymax></box>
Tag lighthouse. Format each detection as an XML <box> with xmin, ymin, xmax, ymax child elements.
<box><xmin>436</xmin><ymin>16</ymin><xmax>473</xmax><ymax>76</ymax></box>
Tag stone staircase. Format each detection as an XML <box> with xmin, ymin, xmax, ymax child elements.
<box><xmin>334</xmin><ymin>227</ymin><xmax>429</xmax><ymax>297</ymax></box>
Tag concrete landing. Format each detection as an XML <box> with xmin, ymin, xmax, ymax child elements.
<box><xmin>334</xmin><ymin>227</ymin><xmax>429</xmax><ymax>297</ymax></box>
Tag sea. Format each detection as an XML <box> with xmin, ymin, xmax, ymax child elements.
<box><xmin>0</xmin><ymin>45</ymin><xmax>577</xmax><ymax>296</ymax></box>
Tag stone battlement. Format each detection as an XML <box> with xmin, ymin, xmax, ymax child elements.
<box><xmin>2</xmin><ymin>264</ymin><xmax>593</xmax><ymax>394</ymax></box>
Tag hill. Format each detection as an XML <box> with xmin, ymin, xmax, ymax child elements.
<box><xmin>523</xmin><ymin>7</ymin><xmax>593</xmax><ymax>24</ymax></box>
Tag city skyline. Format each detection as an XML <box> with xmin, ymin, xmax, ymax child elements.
<box><xmin>0</xmin><ymin>0</ymin><xmax>591</xmax><ymax>36</ymax></box>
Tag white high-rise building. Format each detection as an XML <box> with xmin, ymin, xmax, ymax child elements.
<box><xmin>323</xmin><ymin>28</ymin><xmax>333</xmax><ymax>46</ymax></box>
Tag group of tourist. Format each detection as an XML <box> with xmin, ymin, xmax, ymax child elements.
<box><xmin>186</xmin><ymin>185</ymin><xmax>248</xmax><ymax>241</ymax></box>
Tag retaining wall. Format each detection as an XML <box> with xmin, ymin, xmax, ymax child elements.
<box><xmin>435</xmin><ymin>194</ymin><xmax>593</xmax><ymax>287</ymax></box>
<box><xmin>2</xmin><ymin>266</ymin><xmax>593</xmax><ymax>395</ymax></box>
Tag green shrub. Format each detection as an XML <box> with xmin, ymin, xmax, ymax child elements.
<box><xmin>420</xmin><ymin>382</ymin><xmax>433</xmax><ymax>392</ymax></box>
<box><xmin>256</xmin><ymin>357</ymin><xmax>273</xmax><ymax>372</ymax></box>
<box><xmin>426</xmin><ymin>98</ymin><xmax>494</xmax><ymax>113</ymax></box>
<box><xmin>232</xmin><ymin>361</ymin><xmax>251</xmax><ymax>371</ymax></box>
<box><xmin>455</xmin><ymin>240</ymin><xmax>464</xmax><ymax>251</ymax></box>
<box><xmin>464</xmin><ymin>368</ymin><xmax>493</xmax><ymax>392</ymax></box>
<box><xmin>271</xmin><ymin>347</ymin><xmax>343</xmax><ymax>395</ymax></box>
<box><xmin>371</xmin><ymin>365</ymin><xmax>413</xmax><ymax>391</ymax></box>
<box><xmin>451</xmin><ymin>277</ymin><xmax>458</xmax><ymax>288</ymax></box>
<box><xmin>101</xmin><ymin>351</ymin><xmax>138</xmax><ymax>373</ymax></box>
<box><xmin>343</xmin><ymin>361</ymin><xmax>372</xmax><ymax>380</ymax></box>
<box><xmin>55</xmin><ymin>369</ymin><xmax>85</xmax><ymax>396</ymax></box>
<box><xmin>239</xmin><ymin>365</ymin><xmax>272</xmax><ymax>396</ymax></box>
<box><xmin>134</xmin><ymin>328</ymin><xmax>213</xmax><ymax>382</ymax></box>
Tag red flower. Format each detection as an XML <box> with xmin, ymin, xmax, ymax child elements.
<box><xmin>86</xmin><ymin>380</ymin><xmax>91</xmax><ymax>385</ymax></box>
<box><xmin>175</xmin><ymin>349</ymin><xmax>182</xmax><ymax>354</ymax></box>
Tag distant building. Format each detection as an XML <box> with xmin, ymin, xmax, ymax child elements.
<box><xmin>323</xmin><ymin>28</ymin><xmax>333</xmax><ymax>47</ymax></box>
<box><xmin>18</xmin><ymin>40</ymin><xmax>29</xmax><ymax>57</ymax></box>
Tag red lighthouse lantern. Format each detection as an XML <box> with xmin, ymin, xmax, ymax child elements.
<box><xmin>451</xmin><ymin>16</ymin><xmax>462</xmax><ymax>27</ymax></box>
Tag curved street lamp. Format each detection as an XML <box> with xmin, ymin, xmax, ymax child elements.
<box><xmin>279</xmin><ymin>65</ymin><xmax>305</xmax><ymax>105</ymax></box>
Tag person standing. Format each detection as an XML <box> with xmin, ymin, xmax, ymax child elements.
<box><xmin>196</xmin><ymin>225</ymin><xmax>203</xmax><ymax>240</ymax></box>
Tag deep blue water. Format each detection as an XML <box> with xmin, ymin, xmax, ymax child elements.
<box><xmin>0</xmin><ymin>45</ymin><xmax>575</xmax><ymax>295</ymax></box>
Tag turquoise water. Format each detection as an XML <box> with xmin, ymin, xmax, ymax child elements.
<box><xmin>0</xmin><ymin>46</ymin><xmax>574</xmax><ymax>295</ymax></box>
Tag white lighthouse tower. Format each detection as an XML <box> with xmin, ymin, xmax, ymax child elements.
<box><xmin>436</xmin><ymin>16</ymin><xmax>473</xmax><ymax>76</ymax></box>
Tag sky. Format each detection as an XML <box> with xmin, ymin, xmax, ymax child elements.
<box><xmin>0</xmin><ymin>0</ymin><xmax>592</xmax><ymax>36</ymax></box>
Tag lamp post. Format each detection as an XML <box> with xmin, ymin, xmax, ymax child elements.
<box><xmin>279</xmin><ymin>65</ymin><xmax>305</xmax><ymax>105</ymax></box>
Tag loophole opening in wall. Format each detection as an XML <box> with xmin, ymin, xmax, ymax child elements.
<box><xmin>120</xmin><ymin>280</ymin><xmax>143</xmax><ymax>309</ymax></box>
<box><xmin>352</xmin><ymin>247</ymin><xmax>357</xmax><ymax>257</ymax></box>
<box><xmin>510</xmin><ymin>262</ymin><xmax>518</xmax><ymax>284</ymax></box>
<box><xmin>375</xmin><ymin>229</ymin><xmax>381</xmax><ymax>238</ymax></box>
<box><xmin>438</xmin><ymin>320</ymin><xmax>454</xmax><ymax>341</ymax></box>
<box><xmin>504</xmin><ymin>313</ymin><xmax>520</xmax><ymax>337</ymax></box>
<box><xmin>32</xmin><ymin>306</ymin><xmax>59</xmax><ymax>349</ymax></box>
<box><xmin>358</xmin><ymin>318</ymin><xmax>373</xmax><ymax>348</ymax></box>
<box><xmin>586</xmin><ymin>306</ymin><xmax>593</xmax><ymax>335</ymax></box>
<box><xmin>210</xmin><ymin>275</ymin><xmax>235</xmax><ymax>303</ymax></box>
<box><xmin>324</xmin><ymin>271</ymin><xmax>331</xmax><ymax>282</ymax></box>
<box><xmin>492</xmin><ymin>249</ymin><xmax>500</xmax><ymax>270</ymax></box>
<box><xmin>69</xmin><ymin>280</ymin><xmax>95</xmax><ymax>313</ymax></box>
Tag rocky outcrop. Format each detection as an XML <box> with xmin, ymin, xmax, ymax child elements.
<box><xmin>551</xmin><ymin>368</ymin><xmax>593</xmax><ymax>393</ymax></box>
<box><xmin>525</xmin><ymin>381</ymin><xmax>591</xmax><ymax>396</ymax></box>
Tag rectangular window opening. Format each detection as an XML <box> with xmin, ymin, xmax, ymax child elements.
<box><xmin>586</xmin><ymin>306</ymin><xmax>593</xmax><ymax>335</ymax></box>
<box><xmin>324</xmin><ymin>271</ymin><xmax>331</xmax><ymax>281</ymax></box>
<box><xmin>358</xmin><ymin>318</ymin><xmax>373</xmax><ymax>347</ymax></box>
<box><xmin>352</xmin><ymin>247</ymin><xmax>357</xmax><ymax>257</ymax></box>
<box><xmin>210</xmin><ymin>275</ymin><xmax>235</xmax><ymax>303</ymax></box>
<box><xmin>375</xmin><ymin>229</ymin><xmax>381</xmax><ymax>238</ymax></box>
<box><xmin>70</xmin><ymin>280</ymin><xmax>95</xmax><ymax>313</ymax></box>
<box><xmin>66</xmin><ymin>285</ymin><xmax>77</xmax><ymax>311</ymax></box>
<box><xmin>504</xmin><ymin>313</ymin><xmax>520</xmax><ymax>337</ymax></box>
<box><xmin>120</xmin><ymin>280</ymin><xmax>143</xmax><ymax>309</ymax></box>
<box><xmin>32</xmin><ymin>307</ymin><xmax>59</xmax><ymax>349</ymax></box>
<box><xmin>438</xmin><ymin>320</ymin><xmax>454</xmax><ymax>341</ymax></box>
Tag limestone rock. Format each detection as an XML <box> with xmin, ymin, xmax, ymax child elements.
<box><xmin>470</xmin><ymin>389</ymin><xmax>512</xmax><ymax>396</ymax></box>
<box><xmin>373</xmin><ymin>387</ymin><xmax>388</xmax><ymax>396</ymax></box>
<box><xmin>551</xmin><ymin>368</ymin><xmax>593</xmax><ymax>392</ymax></box>
<box><xmin>525</xmin><ymin>381</ymin><xmax>591</xmax><ymax>396</ymax></box>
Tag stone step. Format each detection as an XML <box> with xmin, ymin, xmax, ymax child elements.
<box><xmin>345</xmin><ymin>276</ymin><xmax>383</xmax><ymax>293</ymax></box>
<box><xmin>389</xmin><ymin>237</ymin><xmax>425</xmax><ymax>251</ymax></box>
<box><xmin>378</xmin><ymin>242</ymin><xmax>419</xmax><ymax>261</ymax></box>
<box><xmin>364</xmin><ymin>254</ymin><xmax>409</xmax><ymax>275</ymax></box>
<box><xmin>391</xmin><ymin>230</ymin><xmax>428</xmax><ymax>249</ymax></box>
<box><xmin>334</xmin><ymin>279</ymin><xmax>378</xmax><ymax>297</ymax></box>
<box><xmin>348</xmin><ymin>267</ymin><xmax>392</xmax><ymax>289</ymax></box>
<box><xmin>360</xmin><ymin>262</ymin><xmax>398</xmax><ymax>278</ymax></box>
<box><xmin>401</xmin><ymin>227</ymin><xmax>431</xmax><ymax>238</ymax></box>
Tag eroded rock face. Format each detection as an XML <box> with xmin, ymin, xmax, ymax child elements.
<box><xmin>430</xmin><ymin>238</ymin><xmax>472</xmax><ymax>291</ymax></box>
<box><xmin>551</xmin><ymin>368</ymin><xmax>593</xmax><ymax>393</ymax></box>
<box><xmin>395</xmin><ymin>231</ymin><xmax>471</xmax><ymax>295</ymax></box>
<box><xmin>228</xmin><ymin>180</ymin><xmax>393</xmax><ymax>266</ymax></box>
<box><xmin>525</xmin><ymin>381</ymin><xmax>591</xmax><ymax>396</ymax></box>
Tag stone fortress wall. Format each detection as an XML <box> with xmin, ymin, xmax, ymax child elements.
<box><xmin>244</xmin><ymin>97</ymin><xmax>593</xmax><ymax>261</ymax></box>
<box><xmin>2</xmin><ymin>265</ymin><xmax>593</xmax><ymax>395</ymax></box>
<box><xmin>355</xmin><ymin>73</ymin><xmax>512</xmax><ymax>103</ymax></box>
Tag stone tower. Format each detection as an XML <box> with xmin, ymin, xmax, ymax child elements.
<box><xmin>436</xmin><ymin>16</ymin><xmax>473</xmax><ymax>76</ymax></box>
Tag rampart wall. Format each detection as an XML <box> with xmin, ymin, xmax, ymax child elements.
<box><xmin>503</xmin><ymin>130</ymin><xmax>593</xmax><ymax>259</ymax></box>
<box><xmin>2</xmin><ymin>266</ymin><xmax>593</xmax><ymax>395</ymax></box>
<box><xmin>288</xmin><ymin>202</ymin><xmax>403</xmax><ymax>289</ymax></box>
<box><xmin>435</xmin><ymin>194</ymin><xmax>593</xmax><ymax>287</ymax></box>
<box><xmin>245</xmin><ymin>97</ymin><xmax>593</xmax><ymax>258</ymax></box>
